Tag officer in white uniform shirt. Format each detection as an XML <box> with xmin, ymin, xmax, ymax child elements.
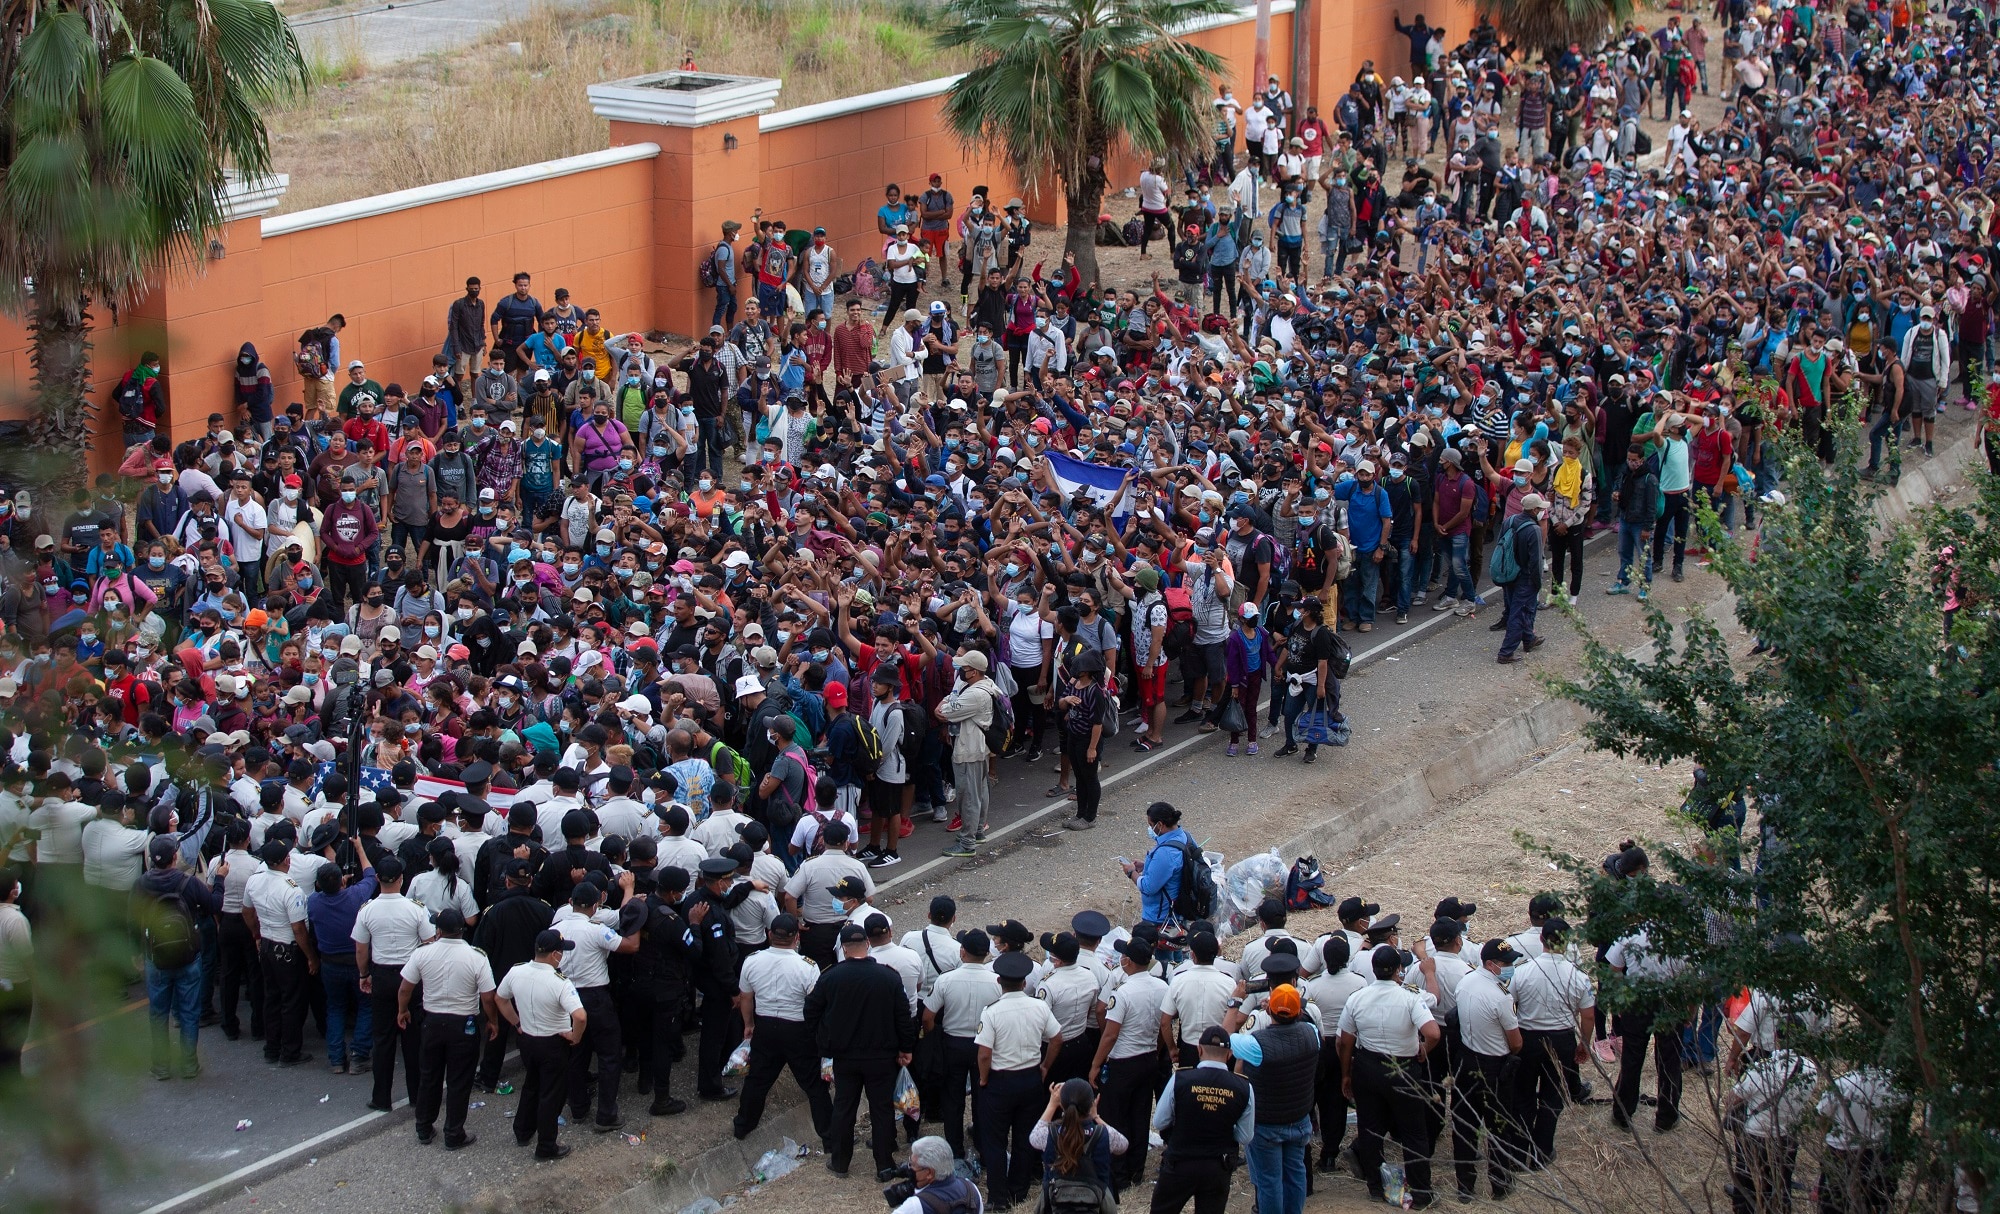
<box><xmin>1503</xmin><ymin>893</ymin><xmax>1563</xmax><ymax>961</ymax></box>
<box><xmin>377</xmin><ymin>789</ymin><xmax>420</xmax><ymax>853</ymax></box>
<box><xmin>781</xmin><ymin>821</ymin><xmax>873</xmax><ymax>967</ymax></box>
<box><xmin>1091</xmin><ymin>936</ymin><xmax>1170</xmax><ymax>1192</ymax></box>
<box><xmin>1450</xmin><ymin>939</ymin><xmax>1525</xmax><ymax>1201</ymax></box>
<box><xmin>691</xmin><ymin>795</ymin><xmax>753</xmax><ymax>857</ymax></box>
<box><xmin>1303</xmin><ymin>935</ymin><xmax>1368</xmax><ymax>1170</ymax></box>
<box><xmin>552</xmin><ymin>879</ymin><xmax>642</xmax><ymax>1130</ymax></box>
<box><xmin>867</xmin><ymin>914</ymin><xmax>924</xmax><ymax>1014</ymax></box>
<box><xmin>396</xmin><ymin>906</ymin><xmax>498</xmax><ymax>1149</ymax></box>
<box><xmin>242</xmin><ymin>839</ymin><xmax>316</xmax><ymax>1066</ymax></box>
<box><xmin>1606</xmin><ymin>925</ymin><xmax>1691</xmax><ymax>1131</ymax></box>
<box><xmin>736</xmin><ymin>821</ymin><xmax>791</xmax><ymax>893</ymax></box>
<box><xmin>733</xmin><ymin>914</ymin><xmax>833</xmax><ymax>1145</ymax></box>
<box><xmin>1727</xmin><ymin>1042</ymin><xmax>1819</xmax><ymax>1214</ymax></box>
<box><xmin>352</xmin><ymin>853</ymin><xmax>434</xmax><ymax>1109</ymax></box>
<box><xmin>494</xmin><ymin>929</ymin><xmax>587</xmax><ymax>1159</ymax></box>
<box><xmin>654</xmin><ymin>805</ymin><xmax>708</xmax><ymax>875</ymax></box>
<box><xmin>1506</xmin><ymin>917</ymin><xmax>1596</xmax><ymax>1167</ymax></box>
<box><xmin>924</xmin><ymin>928</ymin><xmax>1001</xmax><ymax>1164</ymax></box>
<box><xmin>1816</xmin><ymin>1066</ymin><xmax>1899</xmax><ymax>1214</ymax></box>
<box><xmin>536</xmin><ymin>770</ymin><xmax>589</xmax><ymax>844</ymax></box>
<box><xmin>1433</xmin><ymin>897</ymin><xmax>1486</xmax><ymax>968</ymax></box>
<box><xmin>1159</xmin><ymin>929</ymin><xmax>1236</xmax><ymax>1065</ymax></box>
<box><xmin>593</xmin><ymin>765</ymin><xmax>655</xmax><ymax>842</ymax></box>
<box><xmin>1033</xmin><ymin>931</ymin><xmax>1099</xmax><ymax>1086</ymax></box>
<box><xmin>902</xmin><ymin>895</ymin><xmax>963</xmax><ymax>998</ymax></box>
<box><xmin>976</xmin><ymin>950</ymin><xmax>1064</xmax><ymax>1207</ymax></box>
<box><xmin>1239</xmin><ymin>899</ymin><xmax>1323</xmax><ymax>979</ymax></box>
<box><xmin>1337</xmin><ymin>944</ymin><xmax>1443</xmax><ymax>1207</ymax></box>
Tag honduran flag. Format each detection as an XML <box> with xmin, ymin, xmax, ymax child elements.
<box><xmin>1044</xmin><ymin>451</ymin><xmax>1133</xmax><ymax>528</ymax></box>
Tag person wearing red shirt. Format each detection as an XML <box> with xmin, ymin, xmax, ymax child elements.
<box><xmin>342</xmin><ymin>396</ymin><xmax>390</xmax><ymax>460</ymax></box>
<box><xmin>832</xmin><ymin>299</ymin><xmax>877</xmax><ymax>391</ymax></box>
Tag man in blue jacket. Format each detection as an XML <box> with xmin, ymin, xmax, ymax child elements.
<box><xmin>1121</xmin><ymin>802</ymin><xmax>1190</xmax><ymax>925</ymax></box>
<box><xmin>1334</xmin><ymin>462</ymin><xmax>1393</xmax><ymax>632</ymax></box>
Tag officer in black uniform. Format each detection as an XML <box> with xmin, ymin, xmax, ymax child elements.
<box><xmin>1151</xmin><ymin>1025</ymin><xmax>1253</xmax><ymax>1214</ymax></box>
<box><xmin>532</xmin><ymin>808</ymin><xmax>615</xmax><ymax>907</ymax></box>
<box><xmin>630</xmin><ymin>854</ymin><xmax>699</xmax><ymax>1116</ymax></box>
<box><xmin>470</xmin><ymin>856</ymin><xmax>552</xmax><ymax>1090</ymax></box>
<box><xmin>688</xmin><ymin>855</ymin><xmax>745</xmax><ymax>1101</ymax></box>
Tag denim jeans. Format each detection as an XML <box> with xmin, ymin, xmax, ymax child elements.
<box><xmin>804</xmin><ymin>289</ymin><xmax>836</xmax><ymax>319</ymax></box>
<box><xmin>697</xmin><ymin>415</ymin><xmax>725</xmax><ymax>478</ymax></box>
<box><xmin>321</xmin><ymin>957</ymin><xmax>372</xmax><ymax>1066</ymax></box>
<box><xmin>712</xmin><ymin>285</ymin><xmax>738</xmax><ymax>329</ymax></box>
<box><xmin>1281</xmin><ymin>682</ymin><xmax>1339</xmax><ymax>751</ymax></box>
<box><xmin>146</xmin><ymin>960</ymin><xmax>204</xmax><ymax>1070</ymax></box>
<box><xmin>1866</xmin><ymin>407</ymin><xmax>1904</xmax><ymax>475</ymax></box>
<box><xmin>1393</xmin><ymin>540</ymin><xmax>1417</xmax><ymax>614</ymax></box>
<box><xmin>1445</xmin><ymin>533</ymin><xmax>1475</xmax><ymax>602</ymax></box>
<box><xmin>1616</xmin><ymin>521</ymin><xmax>1653</xmax><ymax>586</ymax></box>
<box><xmin>1343</xmin><ymin>554</ymin><xmax>1381</xmax><ymax>623</ymax></box>
<box><xmin>1248</xmin><ymin>1115</ymin><xmax>1313</xmax><ymax>1214</ymax></box>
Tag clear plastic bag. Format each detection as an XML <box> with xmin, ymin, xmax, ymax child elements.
<box><xmin>1220</xmin><ymin>849</ymin><xmax>1288</xmax><ymax>937</ymax></box>
<box><xmin>1381</xmin><ymin>1163</ymin><xmax>1414</xmax><ymax>1209</ymax></box>
<box><xmin>892</xmin><ymin>1065</ymin><xmax>922</xmax><ymax>1122</ymax></box>
<box><xmin>722</xmin><ymin>1039</ymin><xmax>752</xmax><ymax>1083</ymax></box>
<box><xmin>752</xmin><ymin>1138</ymin><xmax>804</xmax><ymax>1182</ymax></box>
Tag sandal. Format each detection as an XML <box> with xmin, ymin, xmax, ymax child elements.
<box><xmin>1047</xmin><ymin>785</ymin><xmax>1069</xmax><ymax>798</ymax></box>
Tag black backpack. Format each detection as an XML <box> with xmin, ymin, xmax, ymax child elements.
<box><xmin>139</xmin><ymin>881</ymin><xmax>199</xmax><ymax>970</ymax></box>
<box><xmin>1171</xmin><ymin>841</ymin><xmax>1217</xmax><ymax>921</ymax></box>
<box><xmin>895</xmin><ymin>700</ymin><xmax>926</xmax><ymax>769</ymax></box>
<box><xmin>114</xmin><ymin>371</ymin><xmax>147</xmax><ymax>420</ymax></box>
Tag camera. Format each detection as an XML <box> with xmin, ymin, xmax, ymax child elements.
<box><xmin>880</xmin><ymin>1163</ymin><xmax>918</xmax><ymax>1208</ymax></box>
<box><xmin>1244</xmin><ymin>975</ymin><xmax>1272</xmax><ymax>994</ymax></box>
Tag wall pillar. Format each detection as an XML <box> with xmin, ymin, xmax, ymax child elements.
<box><xmin>590</xmin><ymin>73</ymin><xmax>782</xmax><ymax>341</ymax></box>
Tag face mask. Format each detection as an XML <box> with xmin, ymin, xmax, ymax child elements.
<box><xmin>157</xmin><ymin>471</ymin><xmax>174</xmax><ymax>486</ymax></box>
<box><xmin>650</xmin><ymin>445</ymin><xmax>668</xmax><ymax>459</ymax></box>
<box><xmin>1004</xmin><ymin>562</ymin><xmax>1021</xmax><ymax>578</ymax></box>
<box><xmin>1513</xmin><ymin>474</ymin><xmax>1529</xmax><ymax>487</ymax></box>
<box><xmin>801</xmin><ymin>493</ymin><xmax>817</xmax><ymax>507</ymax></box>
<box><xmin>618</xmin><ymin>459</ymin><xmax>634</xmax><ymax>472</ymax></box>
<box><xmin>1389</xmin><ymin>467</ymin><xmax>1405</xmax><ymax>479</ymax></box>
<box><xmin>616</xmin><ymin>567</ymin><xmax>634</xmax><ymax>580</ymax></box>
<box><xmin>698</xmin><ymin>478</ymin><xmax>714</xmax><ymax>491</ymax></box>
<box><xmin>341</xmin><ymin>491</ymin><xmax>357</xmax><ymax>504</ymax></box>
<box><xmin>533</xmin><ymin>427</ymin><xmax>547</xmax><ymax>439</ymax></box>
<box><xmin>596</xmin><ymin>544</ymin><xmax>612</xmax><ymax>557</ymax></box>
<box><xmin>776</xmin><ymin>630</ymin><xmax>793</xmax><ymax>645</ymax></box>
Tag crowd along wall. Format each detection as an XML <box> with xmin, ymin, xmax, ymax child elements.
<box><xmin>0</xmin><ymin>0</ymin><xmax>1472</xmax><ymax>480</ymax></box>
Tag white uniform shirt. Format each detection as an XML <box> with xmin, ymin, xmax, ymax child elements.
<box><xmin>407</xmin><ymin>869</ymin><xmax>480</xmax><ymax>923</ymax></box>
<box><xmin>871</xmin><ymin>941</ymin><xmax>924</xmax><ymax>1013</ymax></box>
<box><xmin>400</xmin><ymin>937</ymin><xmax>495</xmax><ymax>1014</ymax></box>
<box><xmin>551</xmin><ymin>905</ymin><xmax>623</xmax><ymax>989</ymax></box>
<box><xmin>1452</xmin><ymin>967</ymin><xmax>1520</xmax><ymax>1057</ymax></box>
<box><xmin>1819</xmin><ymin>1068</ymin><xmax>1897</xmax><ymax>1151</ymax></box>
<box><xmin>976</xmin><ymin>990</ymin><xmax>1062</xmax><ymax>1070</ymax></box>
<box><xmin>1503</xmin><ymin>928</ymin><xmax>1546</xmax><ymax>960</ymax></box>
<box><xmin>80</xmin><ymin>819</ymin><xmax>150</xmax><ymax>890</ymax></box>
<box><xmin>1241</xmin><ymin>929</ymin><xmax>1323</xmax><ymax>979</ymax></box>
<box><xmin>595</xmin><ymin>796</ymin><xmax>655</xmax><ymax>842</ymax></box>
<box><xmin>1159</xmin><ymin>963</ymin><xmax>1235</xmax><ymax>1044</ymax></box>
<box><xmin>1732</xmin><ymin>1050</ymin><xmax>1820</xmax><ymax>1139</ymax></box>
<box><xmin>352</xmin><ymin>891</ymin><xmax>434</xmax><ymax>966</ymax></box>
<box><xmin>213</xmin><ymin>847</ymin><xmax>264</xmax><ymax>912</ymax></box>
<box><xmin>655</xmin><ymin>835</ymin><xmax>708</xmax><ymax>877</ymax></box>
<box><xmin>784</xmin><ymin>853</ymin><xmax>874</xmax><ymax>925</ymax></box>
<box><xmin>1034</xmin><ymin>963</ymin><xmax>1098</xmax><ymax>1040</ymax></box>
<box><xmin>739</xmin><ymin>946</ymin><xmax>820</xmax><ymax>1021</ymax></box>
<box><xmin>926</xmin><ymin>960</ymin><xmax>1001</xmax><ymax>1037</ymax></box>
<box><xmin>902</xmin><ymin>924</ymin><xmax>962</xmax><ymax>996</ymax></box>
<box><xmin>1303</xmin><ymin>968</ymin><xmax>1367</xmax><ymax>1031</ymax></box>
<box><xmin>691</xmin><ymin>809</ymin><xmax>752</xmax><ymax>857</ymax></box>
<box><xmin>497</xmin><ymin>959</ymin><xmax>583</xmax><ymax>1037</ymax></box>
<box><xmin>243</xmin><ymin>868</ymin><xmax>307</xmax><ymax>944</ymax></box>
<box><xmin>1337</xmin><ymin>979</ymin><xmax>1435</xmax><ymax>1056</ymax></box>
<box><xmin>1103</xmin><ymin>970</ymin><xmax>1169</xmax><ymax>1059</ymax></box>
<box><xmin>1426</xmin><ymin>952</ymin><xmax>1475</xmax><ymax>1019</ymax></box>
<box><xmin>1508</xmin><ymin>953</ymin><xmax>1595</xmax><ymax>1032</ymax></box>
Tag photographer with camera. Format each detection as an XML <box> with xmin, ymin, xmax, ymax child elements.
<box><xmin>881</xmin><ymin>1136</ymin><xmax>982</xmax><ymax>1214</ymax></box>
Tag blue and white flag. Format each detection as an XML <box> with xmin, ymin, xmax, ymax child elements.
<box><xmin>1044</xmin><ymin>451</ymin><xmax>1132</xmax><ymax>528</ymax></box>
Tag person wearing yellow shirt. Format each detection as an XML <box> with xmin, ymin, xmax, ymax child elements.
<box><xmin>576</xmin><ymin>310</ymin><xmax>613</xmax><ymax>380</ymax></box>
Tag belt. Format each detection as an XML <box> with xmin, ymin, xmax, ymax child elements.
<box><xmin>1356</xmin><ymin>1047</ymin><xmax>1418</xmax><ymax>1063</ymax></box>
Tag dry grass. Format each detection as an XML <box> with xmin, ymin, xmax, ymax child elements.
<box><xmin>265</xmin><ymin>0</ymin><xmax>974</xmax><ymax>213</ymax></box>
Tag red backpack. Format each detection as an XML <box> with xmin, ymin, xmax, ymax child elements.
<box><xmin>1163</xmin><ymin>586</ymin><xmax>1194</xmax><ymax>654</ymax></box>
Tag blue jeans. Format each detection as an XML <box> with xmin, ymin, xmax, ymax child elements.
<box><xmin>146</xmin><ymin>960</ymin><xmax>204</xmax><ymax>1070</ymax></box>
<box><xmin>803</xmin><ymin>289</ymin><xmax>836</xmax><ymax>319</ymax></box>
<box><xmin>1445</xmin><ymin>533</ymin><xmax>1474</xmax><ymax>602</ymax></box>
<box><xmin>1615</xmin><ymin>521</ymin><xmax>1653</xmax><ymax>586</ymax></box>
<box><xmin>712</xmin><ymin>285</ymin><xmax>738</xmax><ymax>329</ymax></box>
<box><xmin>1343</xmin><ymin>554</ymin><xmax>1381</xmax><ymax>623</ymax></box>
<box><xmin>1248</xmin><ymin>1116</ymin><xmax>1313</xmax><ymax>1214</ymax></box>
<box><xmin>1499</xmin><ymin>579</ymin><xmax>1539</xmax><ymax>658</ymax></box>
<box><xmin>697</xmin><ymin>415</ymin><xmax>725</xmax><ymax>479</ymax></box>
<box><xmin>1393</xmin><ymin>540</ymin><xmax>1417</xmax><ymax>614</ymax></box>
<box><xmin>321</xmin><ymin>957</ymin><xmax>371</xmax><ymax>1066</ymax></box>
<box><xmin>1281</xmin><ymin>683</ymin><xmax>1339</xmax><ymax>751</ymax></box>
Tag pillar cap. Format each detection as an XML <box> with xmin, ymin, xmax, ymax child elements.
<box><xmin>588</xmin><ymin>72</ymin><xmax>783</xmax><ymax>127</ymax></box>
<box><xmin>220</xmin><ymin>171</ymin><xmax>289</xmax><ymax>222</ymax></box>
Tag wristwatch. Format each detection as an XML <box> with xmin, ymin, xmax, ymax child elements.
<box><xmin>1225</xmin><ymin>997</ymin><xmax>1245</xmax><ymax>1010</ymax></box>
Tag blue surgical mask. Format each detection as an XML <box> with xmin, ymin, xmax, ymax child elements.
<box><xmin>149</xmin><ymin>556</ymin><xmax>166</xmax><ymax>570</ymax></box>
<box><xmin>1004</xmin><ymin>562</ymin><xmax>1021</xmax><ymax>578</ymax></box>
<box><xmin>618</xmin><ymin>459</ymin><xmax>634</xmax><ymax>472</ymax></box>
<box><xmin>597</xmin><ymin>544</ymin><xmax>612</xmax><ymax>557</ymax></box>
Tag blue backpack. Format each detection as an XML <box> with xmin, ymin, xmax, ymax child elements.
<box><xmin>1488</xmin><ymin>515</ymin><xmax>1532</xmax><ymax>585</ymax></box>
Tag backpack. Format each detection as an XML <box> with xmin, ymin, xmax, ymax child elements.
<box><xmin>1171</xmin><ymin>840</ymin><xmax>1217</xmax><ymax>921</ymax></box>
<box><xmin>980</xmin><ymin>684</ymin><xmax>1015</xmax><ymax>755</ymax></box>
<box><xmin>139</xmin><ymin>881</ymin><xmax>199</xmax><ymax>970</ymax></box>
<box><xmin>1468</xmin><ymin>473</ymin><xmax>1492</xmax><ymax>524</ymax></box>
<box><xmin>1284</xmin><ymin>854</ymin><xmax>1334</xmax><ymax>910</ymax></box>
<box><xmin>1253</xmin><ymin>530</ymin><xmax>1290</xmax><ymax>584</ymax></box>
<box><xmin>114</xmin><ymin>371</ymin><xmax>148</xmax><ymax>421</ymax></box>
<box><xmin>1163</xmin><ymin>586</ymin><xmax>1195</xmax><ymax>655</ymax></box>
<box><xmin>894</xmin><ymin>701</ymin><xmax>926</xmax><ymax>768</ymax></box>
<box><xmin>1326</xmin><ymin>630</ymin><xmax>1354</xmax><ymax>682</ymax></box>
<box><xmin>708</xmin><ymin>738</ymin><xmax>753</xmax><ymax>791</ymax></box>
<box><xmin>1096</xmin><ymin>683</ymin><xmax>1121</xmax><ymax>739</ymax></box>
<box><xmin>853</xmin><ymin>715</ymin><xmax>885</xmax><ymax>766</ymax></box>
<box><xmin>773</xmin><ymin>745</ymin><xmax>818</xmax><ymax>816</ymax></box>
<box><xmin>294</xmin><ymin>328</ymin><xmax>331</xmax><ymax>379</ymax></box>
<box><xmin>698</xmin><ymin>242</ymin><xmax>725</xmax><ymax>289</ymax></box>
<box><xmin>1488</xmin><ymin>515</ymin><xmax>1531</xmax><ymax>585</ymax></box>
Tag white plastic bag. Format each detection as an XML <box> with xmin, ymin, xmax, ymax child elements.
<box><xmin>1219</xmin><ymin>849</ymin><xmax>1287</xmax><ymax>936</ymax></box>
<box><xmin>722</xmin><ymin>1039</ymin><xmax>751</xmax><ymax>1083</ymax></box>
<box><xmin>893</xmin><ymin>1065</ymin><xmax>922</xmax><ymax>1123</ymax></box>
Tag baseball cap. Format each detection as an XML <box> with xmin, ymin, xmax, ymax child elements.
<box><xmin>535</xmin><ymin>929</ymin><xmax>576</xmax><ymax>953</ymax></box>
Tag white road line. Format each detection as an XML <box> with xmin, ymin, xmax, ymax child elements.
<box><xmin>878</xmin><ymin>584</ymin><xmax>1498</xmax><ymax>893</ymax></box>
<box><xmin>133</xmin><ymin>1101</ymin><xmax>402</xmax><ymax>1214</ymax></box>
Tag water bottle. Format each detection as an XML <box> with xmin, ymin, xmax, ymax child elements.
<box><xmin>1565</xmin><ymin>937</ymin><xmax>1582</xmax><ymax>966</ymax></box>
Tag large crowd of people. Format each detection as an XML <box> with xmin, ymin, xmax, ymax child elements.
<box><xmin>0</xmin><ymin>0</ymin><xmax>1991</xmax><ymax>1209</ymax></box>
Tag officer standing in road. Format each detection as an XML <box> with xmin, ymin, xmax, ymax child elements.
<box><xmin>1034</xmin><ymin>931</ymin><xmax>1098</xmax><ymax>1086</ymax></box>
<box><xmin>1451</xmin><ymin>939</ymin><xmax>1524</xmax><ymax>1201</ymax></box>
<box><xmin>1422</xmin><ymin>918</ymin><xmax>1475</xmax><ymax>1147</ymax></box>
<box><xmin>1091</xmin><ymin>936</ymin><xmax>1171</xmax><ymax>1196</ymax></box>
<box><xmin>495</xmin><ymin>929</ymin><xmax>587</xmax><ymax>1160</ymax></box>
<box><xmin>471</xmin><ymin>856</ymin><xmax>553</xmax><ymax>1091</ymax></box>
<box><xmin>1160</xmin><ymin>930</ymin><xmax>1236</xmax><ymax>1066</ymax></box>
<box><xmin>976</xmin><ymin>949</ymin><xmax>1064</xmax><ymax>1210</ymax></box>
<box><xmin>782</xmin><ymin>821</ymin><xmax>874</xmax><ymax>968</ymax></box>
<box><xmin>924</xmin><ymin>926</ymin><xmax>1001</xmax><ymax>1167</ymax></box>
<box><xmin>553</xmin><ymin>877</ymin><xmax>645</xmax><ymax>1131</ymax></box>
<box><xmin>627</xmin><ymin>855</ymin><xmax>699</xmax><ymax>1117</ymax></box>
<box><xmin>902</xmin><ymin>895</ymin><xmax>962</xmax><ymax>998</ymax></box>
<box><xmin>397</xmin><ymin>907</ymin><xmax>499</xmax><ymax>1149</ymax></box>
<box><xmin>689</xmin><ymin>854</ymin><xmax>746</xmax><ymax>1101</ymax></box>
<box><xmin>808</xmin><ymin>923</ymin><xmax>918</xmax><ymax>1179</ymax></box>
<box><xmin>733</xmin><ymin>913</ymin><xmax>833</xmax><ymax>1146</ymax></box>
<box><xmin>242</xmin><ymin>838</ymin><xmax>317</xmax><ymax>1067</ymax></box>
<box><xmin>354</xmin><ymin>854</ymin><xmax>433</xmax><ymax>1110</ymax></box>
<box><xmin>1304</xmin><ymin>936</ymin><xmax>1366</xmax><ymax>1175</ymax></box>
<box><xmin>1150</xmin><ymin>1025</ymin><xmax>1254</xmax><ymax>1214</ymax></box>
<box><xmin>1507</xmin><ymin>917</ymin><xmax>1595</xmax><ymax>1169</ymax></box>
<box><xmin>1338</xmin><ymin>944</ymin><xmax>1443</xmax><ymax>1209</ymax></box>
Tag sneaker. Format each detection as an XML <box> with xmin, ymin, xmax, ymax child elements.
<box><xmin>869</xmin><ymin>851</ymin><xmax>902</xmax><ymax>868</ymax></box>
<box><xmin>1412</xmin><ymin>591</ymin><xmax>1427</xmax><ymax>605</ymax></box>
<box><xmin>1356</xmin><ymin>621</ymin><xmax>1372</xmax><ymax>633</ymax></box>
<box><xmin>945</xmin><ymin>844</ymin><xmax>977</xmax><ymax>857</ymax></box>
<box><xmin>1024</xmin><ymin>748</ymin><xmax>1043</xmax><ymax>764</ymax></box>
<box><xmin>1455</xmin><ymin>604</ymin><xmax>1478</xmax><ymax>618</ymax></box>
<box><xmin>947</xmin><ymin>815</ymin><xmax>963</xmax><ymax>833</ymax></box>
<box><xmin>944</xmin><ymin>785</ymin><xmax>957</xmax><ymax>804</ymax></box>
<box><xmin>857</xmin><ymin>846</ymin><xmax>881</xmax><ymax>862</ymax></box>
<box><xmin>1637</xmin><ymin>587</ymin><xmax>1649</xmax><ymax>602</ymax></box>
<box><xmin>1432</xmin><ymin>595</ymin><xmax>1457</xmax><ymax>612</ymax></box>
<box><xmin>1606</xmin><ymin>582</ymin><xmax>1630</xmax><ymax>595</ymax></box>
<box><xmin>1275</xmin><ymin>743</ymin><xmax>1299</xmax><ymax>757</ymax></box>
<box><xmin>1926</xmin><ymin>443</ymin><xmax>1936</xmax><ymax>457</ymax></box>
<box><xmin>1246</xmin><ymin>742</ymin><xmax>1259</xmax><ymax>756</ymax></box>
<box><xmin>1592</xmin><ymin>1039</ymin><xmax>1618</xmax><ymax>1064</ymax></box>
<box><xmin>1226</xmin><ymin>743</ymin><xmax>1238</xmax><ymax>756</ymax></box>
<box><xmin>1395</xmin><ymin>612</ymin><xmax>1409</xmax><ymax>624</ymax></box>
<box><xmin>1172</xmin><ymin>709</ymin><xmax>1203</xmax><ymax>724</ymax></box>
<box><xmin>898</xmin><ymin>817</ymin><xmax>913</xmax><ymax>838</ymax></box>
<box><xmin>931</xmin><ymin>809</ymin><xmax>951</xmax><ymax>824</ymax></box>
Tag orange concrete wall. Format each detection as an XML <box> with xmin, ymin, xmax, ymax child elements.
<box><xmin>0</xmin><ymin>0</ymin><xmax>1478</xmax><ymax>474</ymax></box>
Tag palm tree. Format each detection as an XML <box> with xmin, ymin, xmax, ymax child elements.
<box><xmin>1474</xmin><ymin>0</ymin><xmax>1631</xmax><ymax>60</ymax></box>
<box><xmin>938</xmin><ymin>0</ymin><xmax>1235</xmax><ymax>292</ymax></box>
<box><xmin>0</xmin><ymin>0</ymin><xmax>307</xmax><ymax>486</ymax></box>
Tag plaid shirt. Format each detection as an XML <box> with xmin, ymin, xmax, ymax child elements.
<box><xmin>475</xmin><ymin>436</ymin><xmax>523</xmax><ymax>497</ymax></box>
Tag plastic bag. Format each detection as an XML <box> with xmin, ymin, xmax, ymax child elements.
<box><xmin>821</xmin><ymin>1056</ymin><xmax>834</xmax><ymax>1084</ymax></box>
<box><xmin>722</xmin><ymin>1039</ymin><xmax>752</xmax><ymax>1083</ymax></box>
<box><xmin>752</xmin><ymin>1138</ymin><xmax>804</xmax><ymax>1182</ymax></box>
<box><xmin>1381</xmin><ymin>1162</ymin><xmax>1414</xmax><ymax>1209</ymax></box>
<box><xmin>892</xmin><ymin>1065</ymin><xmax>922</xmax><ymax>1123</ymax></box>
<box><xmin>1219</xmin><ymin>849</ymin><xmax>1288</xmax><ymax>937</ymax></box>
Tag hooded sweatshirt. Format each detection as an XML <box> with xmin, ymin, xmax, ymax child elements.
<box><xmin>234</xmin><ymin>343</ymin><xmax>274</xmax><ymax>424</ymax></box>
